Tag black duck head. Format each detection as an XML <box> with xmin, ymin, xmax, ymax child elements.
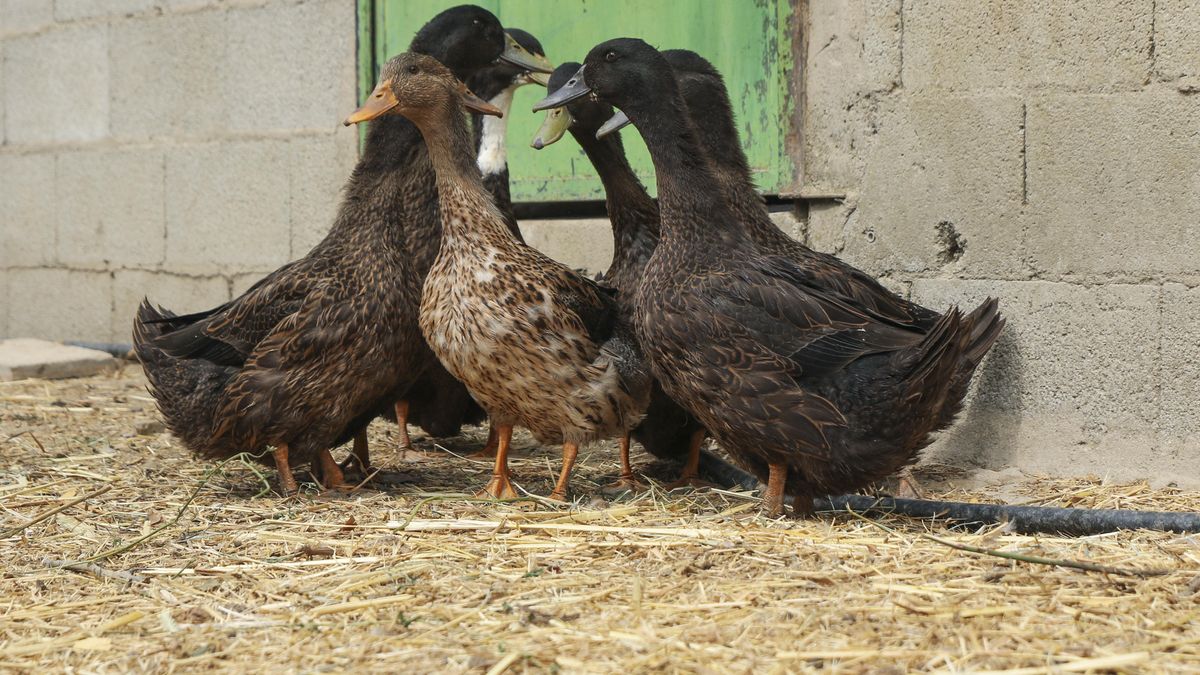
<box><xmin>533</xmin><ymin>39</ymin><xmax>677</xmax><ymax>135</ymax></box>
<box><xmin>408</xmin><ymin>5</ymin><xmax>550</xmax><ymax>82</ymax></box>
<box><xmin>531</xmin><ymin>61</ymin><xmax>620</xmax><ymax>149</ymax></box>
<box><xmin>468</xmin><ymin>28</ymin><xmax>553</xmax><ymax>101</ymax></box>
<box><xmin>345</xmin><ymin>53</ymin><xmax>502</xmax><ymax>127</ymax></box>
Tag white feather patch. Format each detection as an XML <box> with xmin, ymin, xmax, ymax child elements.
<box><xmin>477</xmin><ymin>87</ymin><xmax>516</xmax><ymax>177</ymax></box>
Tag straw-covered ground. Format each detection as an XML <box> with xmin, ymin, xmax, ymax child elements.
<box><xmin>2</xmin><ymin>364</ymin><xmax>1198</xmax><ymax>674</ymax></box>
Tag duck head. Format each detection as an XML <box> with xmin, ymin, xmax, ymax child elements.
<box><xmin>344</xmin><ymin>53</ymin><xmax>502</xmax><ymax>127</ymax></box>
<box><xmin>468</xmin><ymin>28</ymin><xmax>553</xmax><ymax>98</ymax></box>
<box><xmin>408</xmin><ymin>5</ymin><xmax>551</xmax><ymax>82</ymax></box>
<box><xmin>530</xmin><ymin>61</ymin><xmax>620</xmax><ymax>149</ymax></box>
<box><xmin>532</xmin><ymin>38</ymin><xmax>677</xmax><ymax>138</ymax></box>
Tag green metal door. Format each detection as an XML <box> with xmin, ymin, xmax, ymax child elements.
<box><xmin>358</xmin><ymin>0</ymin><xmax>796</xmax><ymax>202</ymax></box>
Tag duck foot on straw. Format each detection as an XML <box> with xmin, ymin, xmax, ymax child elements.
<box><xmin>545</xmin><ymin>442</ymin><xmax>579</xmax><ymax>503</ymax></box>
<box><xmin>475</xmin><ymin>424</ymin><xmax>518</xmax><ymax>500</ymax></box>
<box><xmin>467</xmin><ymin>424</ymin><xmax>500</xmax><ymax>459</ymax></box>
<box><xmin>602</xmin><ymin>435</ymin><xmax>648</xmax><ymax>494</ymax></box>
<box><xmin>894</xmin><ymin>468</ymin><xmax>926</xmax><ymax>500</ymax></box>
<box><xmin>665</xmin><ymin>430</ymin><xmax>716</xmax><ymax>491</ymax></box>
<box><xmin>340</xmin><ymin>431</ymin><xmax>378</xmax><ymax>481</ymax></box>
<box><xmin>272</xmin><ymin>445</ymin><xmax>300</xmax><ymax>497</ymax></box>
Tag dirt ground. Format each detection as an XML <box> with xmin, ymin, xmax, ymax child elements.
<box><xmin>2</xmin><ymin>364</ymin><xmax>1198</xmax><ymax>673</ymax></box>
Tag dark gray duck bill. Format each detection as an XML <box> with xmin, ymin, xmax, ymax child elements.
<box><xmin>532</xmin><ymin>65</ymin><xmax>591</xmax><ymax>112</ymax></box>
<box><xmin>595</xmin><ymin>110</ymin><xmax>631</xmax><ymax>139</ymax></box>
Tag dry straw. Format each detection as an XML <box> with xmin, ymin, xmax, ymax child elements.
<box><xmin>2</xmin><ymin>365</ymin><xmax>1198</xmax><ymax>672</ymax></box>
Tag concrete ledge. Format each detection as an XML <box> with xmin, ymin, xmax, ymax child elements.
<box><xmin>0</xmin><ymin>338</ymin><xmax>118</xmax><ymax>381</ymax></box>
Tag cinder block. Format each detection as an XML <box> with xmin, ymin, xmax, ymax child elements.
<box><xmin>222</xmin><ymin>0</ymin><xmax>357</xmax><ymax>134</ymax></box>
<box><xmin>903</xmin><ymin>0</ymin><xmax>1152</xmax><ymax>92</ymax></box>
<box><xmin>1157</xmin><ymin>283</ymin><xmax>1200</xmax><ymax>474</ymax></box>
<box><xmin>804</xmin><ymin>0</ymin><xmax>903</xmax><ymax>188</ymax></box>
<box><xmin>1156</xmin><ymin>0</ymin><xmax>1200</xmax><ymax>85</ymax></box>
<box><xmin>1</xmin><ymin>0</ymin><xmax>54</xmax><ymax>36</ymax></box>
<box><xmin>0</xmin><ymin>56</ymin><xmax>6</xmax><ymax>144</ymax></box>
<box><xmin>3</xmin><ymin>24</ymin><xmax>109</xmax><ymax>144</ymax></box>
<box><xmin>1025</xmin><ymin>92</ymin><xmax>1200</xmax><ymax>279</ymax></box>
<box><xmin>112</xmin><ymin>270</ymin><xmax>229</xmax><ymax>341</ymax></box>
<box><xmin>812</xmin><ymin>94</ymin><xmax>1024</xmax><ymax>279</ymax></box>
<box><xmin>55</xmin><ymin>0</ymin><xmax>154</xmax><ymax>22</ymax></box>
<box><xmin>517</xmin><ymin>218</ymin><xmax>613</xmax><ymax>277</ymax></box>
<box><xmin>911</xmin><ymin>279</ymin><xmax>1166</xmax><ymax>479</ymax></box>
<box><xmin>0</xmin><ymin>152</ymin><xmax>57</xmax><ymax>268</ymax></box>
<box><xmin>109</xmin><ymin>10</ymin><xmax>227</xmax><ymax>140</ymax></box>
<box><xmin>0</xmin><ymin>270</ymin><xmax>9</xmax><ymax>337</ymax></box>
<box><xmin>56</xmin><ymin>147</ymin><xmax>165</xmax><ymax>268</ymax></box>
<box><xmin>6</xmin><ymin>268</ymin><xmax>113</xmax><ymax>342</ymax></box>
<box><xmin>164</xmin><ymin>139</ymin><xmax>292</xmax><ymax>273</ymax></box>
<box><xmin>289</xmin><ymin>131</ymin><xmax>358</xmax><ymax>257</ymax></box>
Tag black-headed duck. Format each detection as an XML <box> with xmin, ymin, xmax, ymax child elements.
<box><xmin>532</xmin><ymin>62</ymin><xmax>708</xmax><ymax>492</ymax></box>
<box><xmin>535</xmin><ymin>39</ymin><xmax>1004</xmax><ymax>516</ymax></box>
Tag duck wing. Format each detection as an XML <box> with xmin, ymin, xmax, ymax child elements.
<box><xmin>212</xmin><ymin>279</ymin><xmax>360</xmax><ymax>447</ymax></box>
<box><xmin>671</xmin><ymin>256</ymin><xmax>922</xmax><ymax>458</ymax></box>
<box><xmin>152</xmin><ymin>259</ymin><xmax>329</xmax><ymax>366</ymax></box>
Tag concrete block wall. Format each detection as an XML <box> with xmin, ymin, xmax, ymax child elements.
<box><xmin>801</xmin><ymin>0</ymin><xmax>1200</xmax><ymax>481</ymax></box>
<box><xmin>0</xmin><ymin>0</ymin><xmax>359</xmax><ymax>342</ymax></box>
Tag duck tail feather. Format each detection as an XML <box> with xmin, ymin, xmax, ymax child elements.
<box><xmin>133</xmin><ymin>299</ymin><xmax>238</xmax><ymax>458</ymax></box>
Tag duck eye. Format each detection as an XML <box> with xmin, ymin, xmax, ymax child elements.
<box><xmin>604</xmin><ymin>50</ymin><xmax>619</xmax><ymax>63</ymax></box>
<box><xmin>472</xmin><ymin>18</ymin><xmax>481</xmax><ymax>26</ymax></box>
<box><xmin>407</xmin><ymin>65</ymin><xmax>419</xmax><ymax>75</ymax></box>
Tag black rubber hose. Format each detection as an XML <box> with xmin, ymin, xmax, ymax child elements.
<box><xmin>64</xmin><ymin>341</ymin><xmax>134</xmax><ymax>358</ymax></box>
<box><xmin>696</xmin><ymin>451</ymin><xmax>1200</xmax><ymax>535</ymax></box>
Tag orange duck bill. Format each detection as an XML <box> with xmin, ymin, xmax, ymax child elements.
<box><xmin>345</xmin><ymin>78</ymin><xmax>502</xmax><ymax>126</ymax></box>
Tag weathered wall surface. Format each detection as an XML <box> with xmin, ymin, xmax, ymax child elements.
<box><xmin>0</xmin><ymin>0</ymin><xmax>359</xmax><ymax>342</ymax></box>
<box><xmin>801</xmin><ymin>0</ymin><xmax>1200</xmax><ymax>481</ymax></box>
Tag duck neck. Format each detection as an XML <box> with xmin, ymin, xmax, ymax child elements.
<box><xmin>473</xmin><ymin>85</ymin><xmax>516</xmax><ymax>178</ymax></box>
<box><xmin>413</xmin><ymin>102</ymin><xmax>508</xmax><ymax>245</ymax></box>
<box><xmin>572</xmin><ymin>128</ymin><xmax>660</xmax><ymax>256</ymax></box>
<box><xmin>624</xmin><ymin>95</ymin><xmax>745</xmax><ymax>251</ymax></box>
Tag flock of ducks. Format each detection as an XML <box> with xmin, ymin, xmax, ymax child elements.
<box><xmin>133</xmin><ymin>5</ymin><xmax>1004</xmax><ymax>516</ymax></box>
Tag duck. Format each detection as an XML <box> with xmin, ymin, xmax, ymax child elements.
<box><xmin>349</xmin><ymin>52</ymin><xmax>651</xmax><ymax>502</ymax></box>
<box><xmin>467</xmin><ymin>29</ymin><xmax>551</xmax><ymax>240</ymax></box>
<box><xmin>531</xmin><ymin>62</ymin><xmax>708</xmax><ymax>491</ymax></box>
<box><xmin>534</xmin><ymin>39</ymin><xmax>1005</xmax><ymax>516</ymax></box>
<box><xmin>604</xmin><ymin>48</ymin><xmax>1005</xmax><ymax>498</ymax></box>
<box><xmin>132</xmin><ymin>6</ymin><xmax>546</xmax><ymax>494</ymax></box>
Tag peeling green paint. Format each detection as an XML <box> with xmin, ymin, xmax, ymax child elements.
<box><xmin>356</xmin><ymin>0</ymin><xmax>796</xmax><ymax>202</ymax></box>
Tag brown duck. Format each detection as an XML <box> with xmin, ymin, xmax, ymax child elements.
<box><xmin>536</xmin><ymin>39</ymin><xmax>1004</xmax><ymax>516</ymax></box>
<box><xmin>132</xmin><ymin>6</ymin><xmax>543</xmax><ymax>493</ymax></box>
<box><xmin>350</xmin><ymin>52</ymin><xmax>651</xmax><ymax>502</ymax></box>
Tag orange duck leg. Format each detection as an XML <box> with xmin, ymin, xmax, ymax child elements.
<box><xmin>547</xmin><ymin>441</ymin><xmax>580</xmax><ymax>503</ymax></box>
<box><xmin>272</xmin><ymin>445</ymin><xmax>300</xmax><ymax>496</ymax></box>
<box><xmin>603</xmin><ymin>434</ymin><xmax>647</xmax><ymax>493</ymax></box>
<box><xmin>477</xmin><ymin>424</ymin><xmax>518</xmax><ymax>499</ymax></box>
<box><xmin>394</xmin><ymin>400</ymin><xmax>438</xmax><ymax>462</ymax></box>
<box><xmin>762</xmin><ymin>462</ymin><xmax>787</xmax><ymax>517</ymax></box>
<box><xmin>665</xmin><ymin>429</ymin><xmax>716</xmax><ymax>490</ymax></box>
<box><xmin>469</xmin><ymin>424</ymin><xmax>500</xmax><ymax>459</ymax></box>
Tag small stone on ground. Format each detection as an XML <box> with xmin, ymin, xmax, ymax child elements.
<box><xmin>0</xmin><ymin>338</ymin><xmax>118</xmax><ymax>381</ymax></box>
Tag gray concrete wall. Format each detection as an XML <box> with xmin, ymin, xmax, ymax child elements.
<box><xmin>0</xmin><ymin>0</ymin><xmax>359</xmax><ymax>342</ymax></box>
<box><xmin>800</xmin><ymin>0</ymin><xmax>1200</xmax><ymax>481</ymax></box>
<box><xmin>2</xmin><ymin>0</ymin><xmax>1197</xmax><ymax>481</ymax></box>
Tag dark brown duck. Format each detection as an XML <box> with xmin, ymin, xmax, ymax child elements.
<box><xmin>132</xmin><ymin>6</ymin><xmax>541</xmax><ymax>493</ymax></box>
<box><xmin>532</xmin><ymin>62</ymin><xmax>707</xmax><ymax>491</ymax></box>
<box><xmin>536</xmin><ymin>39</ymin><xmax>1004</xmax><ymax>516</ymax></box>
<box><xmin>348</xmin><ymin>52</ymin><xmax>650</xmax><ymax>502</ymax></box>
